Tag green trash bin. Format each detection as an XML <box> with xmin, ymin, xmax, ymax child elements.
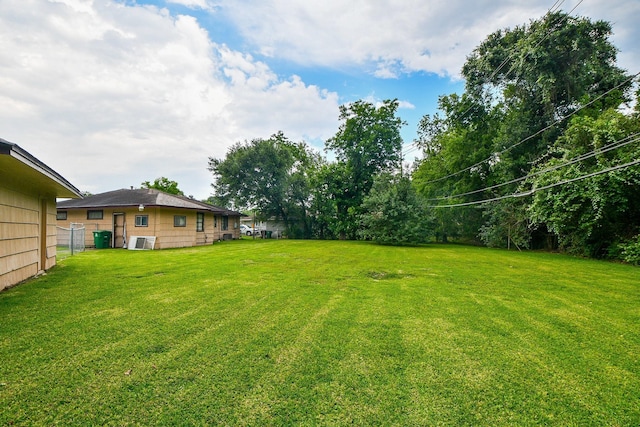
<box><xmin>265</xmin><ymin>230</ymin><xmax>272</xmax><ymax>239</ymax></box>
<box><xmin>93</xmin><ymin>230</ymin><xmax>112</xmax><ymax>249</ymax></box>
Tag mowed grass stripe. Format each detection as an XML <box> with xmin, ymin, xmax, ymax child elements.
<box><xmin>237</xmin><ymin>293</ymin><xmax>345</xmax><ymax>424</ymax></box>
<box><xmin>0</xmin><ymin>239</ymin><xmax>638</xmax><ymax>425</ymax></box>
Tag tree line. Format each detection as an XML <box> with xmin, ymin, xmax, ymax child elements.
<box><xmin>207</xmin><ymin>12</ymin><xmax>640</xmax><ymax>263</ymax></box>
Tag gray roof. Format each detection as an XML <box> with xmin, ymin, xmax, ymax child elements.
<box><xmin>57</xmin><ymin>188</ymin><xmax>241</xmax><ymax>216</ymax></box>
<box><xmin>0</xmin><ymin>138</ymin><xmax>82</xmax><ymax>199</ymax></box>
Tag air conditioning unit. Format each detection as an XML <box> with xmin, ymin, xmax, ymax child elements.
<box><xmin>127</xmin><ymin>236</ymin><xmax>156</xmax><ymax>250</ymax></box>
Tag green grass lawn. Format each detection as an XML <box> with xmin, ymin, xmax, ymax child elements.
<box><xmin>1</xmin><ymin>240</ymin><xmax>639</xmax><ymax>426</ymax></box>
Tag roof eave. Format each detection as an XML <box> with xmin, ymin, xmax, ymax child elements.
<box><xmin>1</xmin><ymin>139</ymin><xmax>82</xmax><ymax>199</ymax></box>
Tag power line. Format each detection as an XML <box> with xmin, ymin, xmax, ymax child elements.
<box><xmin>403</xmin><ymin>0</ymin><xmax>573</xmax><ymax>160</ymax></box>
<box><xmin>422</xmin><ymin>72</ymin><xmax>640</xmax><ymax>185</ymax></box>
<box><xmin>488</xmin><ymin>0</ymin><xmax>576</xmax><ymax>84</ymax></box>
<box><xmin>412</xmin><ymin>1</ymin><xmax>640</xmax><ymax>211</ymax></box>
<box><xmin>548</xmin><ymin>0</ymin><xmax>566</xmax><ymax>13</ymax></box>
<box><xmin>426</xmin><ymin>132</ymin><xmax>640</xmax><ymax>201</ymax></box>
<box><xmin>428</xmin><ymin>158</ymin><xmax>640</xmax><ymax>209</ymax></box>
<box><xmin>402</xmin><ymin>144</ymin><xmax>421</xmax><ymax>157</ymax></box>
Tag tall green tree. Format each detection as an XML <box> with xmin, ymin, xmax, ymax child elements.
<box><xmin>470</xmin><ymin>13</ymin><xmax>632</xmax><ymax>249</ymax></box>
<box><xmin>414</xmin><ymin>11</ymin><xmax>633</xmax><ymax>250</ymax></box>
<box><xmin>325</xmin><ymin>99</ymin><xmax>405</xmax><ymax>239</ymax></box>
<box><xmin>208</xmin><ymin>132</ymin><xmax>319</xmax><ymax>237</ymax></box>
<box><xmin>359</xmin><ymin>173</ymin><xmax>433</xmax><ymax>245</ymax></box>
<box><xmin>463</xmin><ymin>12</ymin><xmax>630</xmax><ymax>183</ymax></box>
<box><xmin>413</xmin><ymin>93</ymin><xmax>500</xmax><ymax>242</ymax></box>
<box><xmin>141</xmin><ymin>177</ymin><xmax>184</xmax><ymax>195</ymax></box>
<box><xmin>307</xmin><ymin>162</ymin><xmax>347</xmax><ymax>240</ymax></box>
<box><xmin>528</xmin><ymin>109</ymin><xmax>640</xmax><ymax>257</ymax></box>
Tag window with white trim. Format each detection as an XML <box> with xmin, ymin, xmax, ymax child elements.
<box><xmin>135</xmin><ymin>215</ymin><xmax>148</xmax><ymax>227</ymax></box>
<box><xmin>174</xmin><ymin>215</ymin><xmax>186</xmax><ymax>227</ymax></box>
<box><xmin>87</xmin><ymin>210</ymin><xmax>103</xmax><ymax>220</ymax></box>
<box><xmin>196</xmin><ymin>212</ymin><xmax>204</xmax><ymax>232</ymax></box>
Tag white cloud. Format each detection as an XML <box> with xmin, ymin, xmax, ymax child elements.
<box><xmin>398</xmin><ymin>100</ymin><xmax>416</xmax><ymax>110</ymax></box>
<box><xmin>2</xmin><ymin>0</ymin><xmax>637</xmax><ymax>201</ymax></box>
<box><xmin>222</xmin><ymin>0</ymin><xmax>639</xmax><ymax>78</ymax></box>
<box><xmin>579</xmin><ymin>1</ymin><xmax>640</xmax><ymax>74</ymax></box>
<box><xmin>0</xmin><ymin>0</ymin><xmax>340</xmax><ymax>199</ymax></box>
<box><xmin>216</xmin><ymin>46</ymin><xmax>339</xmax><ymax>143</ymax></box>
<box><xmin>166</xmin><ymin>0</ymin><xmax>212</xmax><ymax>9</ymax></box>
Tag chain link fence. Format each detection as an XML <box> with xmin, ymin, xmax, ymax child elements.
<box><xmin>56</xmin><ymin>223</ymin><xmax>86</xmax><ymax>260</ymax></box>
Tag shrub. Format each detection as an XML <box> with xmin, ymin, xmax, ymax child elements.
<box><xmin>620</xmin><ymin>235</ymin><xmax>640</xmax><ymax>265</ymax></box>
<box><xmin>359</xmin><ymin>174</ymin><xmax>433</xmax><ymax>245</ymax></box>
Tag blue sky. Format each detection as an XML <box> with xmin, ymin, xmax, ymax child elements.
<box><xmin>1</xmin><ymin>0</ymin><xmax>638</xmax><ymax>199</ymax></box>
<box><xmin>150</xmin><ymin>0</ymin><xmax>465</xmax><ymax>150</ymax></box>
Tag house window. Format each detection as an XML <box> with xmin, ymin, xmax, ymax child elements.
<box><xmin>222</xmin><ymin>216</ymin><xmax>228</xmax><ymax>231</ymax></box>
<box><xmin>174</xmin><ymin>215</ymin><xmax>186</xmax><ymax>227</ymax></box>
<box><xmin>87</xmin><ymin>210</ymin><xmax>103</xmax><ymax>220</ymax></box>
<box><xmin>214</xmin><ymin>216</ymin><xmax>217</xmax><ymax>228</ymax></box>
<box><xmin>56</xmin><ymin>211</ymin><xmax>67</xmax><ymax>220</ymax></box>
<box><xmin>196</xmin><ymin>212</ymin><xmax>204</xmax><ymax>232</ymax></box>
<box><xmin>135</xmin><ymin>215</ymin><xmax>148</xmax><ymax>227</ymax></box>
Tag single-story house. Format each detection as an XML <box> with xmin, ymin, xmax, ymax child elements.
<box><xmin>1</xmin><ymin>139</ymin><xmax>82</xmax><ymax>290</ymax></box>
<box><xmin>56</xmin><ymin>188</ymin><xmax>242</xmax><ymax>249</ymax></box>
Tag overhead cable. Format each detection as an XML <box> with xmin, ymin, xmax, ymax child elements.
<box><xmin>488</xmin><ymin>0</ymin><xmax>576</xmax><ymax>84</ymax></box>
<box><xmin>404</xmin><ymin>0</ymin><xmax>573</xmax><ymax>160</ymax></box>
<box><xmin>422</xmin><ymin>72</ymin><xmax>640</xmax><ymax>185</ymax></box>
<box><xmin>426</xmin><ymin>132</ymin><xmax>640</xmax><ymax>201</ymax></box>
<box><xmin>428</xmin><ymin>158</ymin><xmax>640</xmax><ymax>208</ymax></box>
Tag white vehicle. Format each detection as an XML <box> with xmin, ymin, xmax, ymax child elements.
<box><xmin>240</xmin><ymin>224</ymin><xmax>258</xmax><ymax>236</ymax></box>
